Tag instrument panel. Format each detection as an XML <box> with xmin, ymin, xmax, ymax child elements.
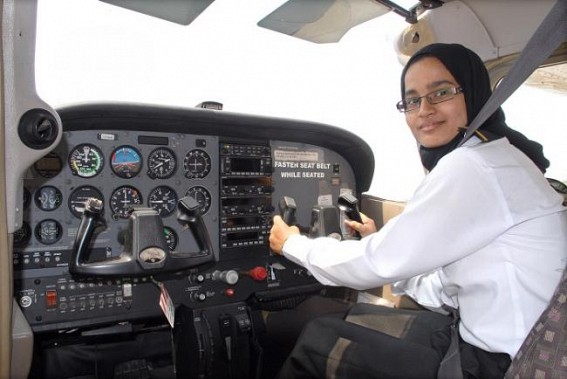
<box><xmin>12</xmin><ymin>104</ymin><xmax>374</xmax><ymax>333</ymax></box>
<box><xmin>16</xmin><ymin>131</ymin><xmax>220</xmax><ymax>260</ymax></box>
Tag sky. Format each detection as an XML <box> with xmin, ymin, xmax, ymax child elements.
<box><xmin>34</xmin><ymin>0</ymin><xmax>567</xmax><ymax>201</ymax></box>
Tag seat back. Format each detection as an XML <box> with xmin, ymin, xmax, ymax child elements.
<box><xmin>505</xmin><ymin>266</ymin><xmax>567</xmax><ymax>378</ymax></box>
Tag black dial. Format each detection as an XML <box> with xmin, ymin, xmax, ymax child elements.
<box><xmin>110</xmin><ymin>145</ymin><xmax>143</xmax><ymax>179</ymax></box>
<box><xmin>110</xmin><ymin>186</ymin><xmax>143</xmax><ymax>219</ymax></box>
<box><xmin>34</xmin><ymin>186</ymin><xmax>62</xmax><ymax>211</ymax></box>
<box><xmin>183</xmin><ymin>149</ymin><xmax>211</xmax><ymax>179</ymax></box>
<box><xmin>163</xmin><ymin>226</ymin><xmax>178</xmax><ymax>252</ymax></box>
<box><xmin>185</xmin><ymin>186</ymin><xmax>211</xmax><ymax>214</ymax></box>
<box><xmin>69</xmin><ymin>186</ymin><xmax>105</xmax><ymax>218</ymax></box>
<box><xmin>35</xmin><ymin>219</ymin><xmax>63</xmax><ymax>245</ymax></box>
<box><xmin>148</xmin><ymin>148</ymin><xmax>177</xmax><ymax>179</ymax></box>
<box><xmin>69</xmin><ymin>144</ymin><xmax>104</xmax><ymax>178</ymax></box>
<box><xmin>148</xmin><ymin>186</ymin><xmax>178</xmax><ymax>217</ymax></box>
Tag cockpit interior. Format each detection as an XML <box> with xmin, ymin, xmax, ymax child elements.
<box><xmin>2</xmin><ymin>1</ymin><xmax>566</xmax><ymax>378</ymax></box>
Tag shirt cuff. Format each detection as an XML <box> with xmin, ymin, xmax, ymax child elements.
<box><xmin>282</xmin><ymin>234</ymin><xmax>311</xmax><ymax>266</ymax></box>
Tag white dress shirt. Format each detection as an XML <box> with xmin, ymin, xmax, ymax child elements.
<box><xmin>282</xmin><ymin>137</ymin><xmax>567</xmax><ymax>357</ymax></box>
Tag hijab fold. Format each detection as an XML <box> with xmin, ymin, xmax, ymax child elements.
<box><xmin>401</xmin><ymin>43</ymin><xmax>549</xmax><ymax>172</ymax></box>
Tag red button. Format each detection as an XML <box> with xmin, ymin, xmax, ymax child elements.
<box><xmin>225</xmin><ymin>288</ymin><xmax>235</xmax><ymax>297</ymax></box>
<box><xmin>248</xmin><ymin>266</ymin><xmax>268</xmax><ymax>281</ymax></box>
<box><xmin>46</xmin><ymin>290</ymin><xmax>57</xmax><ymax>308</ymax></box>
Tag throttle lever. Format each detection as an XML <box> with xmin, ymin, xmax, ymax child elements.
<box><xmin>337</xmin><ymin>193</ymin><xmax>362</xmax><ymax>239</ymax></box>
<box><xmin>278</xmin><ymin>196</ymin><xmax>297</xmax><ymax>225</ymax></box>
<box><xmin>337</xmin><ymin>193</ymin><xmax>362</xmax><ymax>223</ymax></box>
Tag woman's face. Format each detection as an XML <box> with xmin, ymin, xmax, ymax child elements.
<box><xmin>403</xmin><ymin>57</ymin><xmax>467</xmax><ymax>148</ymax></box>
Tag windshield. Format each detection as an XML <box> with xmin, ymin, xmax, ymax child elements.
<box><xmin>35</xmin><ymin>0</ymin><xmax>567</xmax><ymax>200</ymax></box>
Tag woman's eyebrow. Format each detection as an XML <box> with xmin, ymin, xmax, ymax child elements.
<box><xmin>404</xmin><ymin>79</ymin><xmax>457</xmax><ymax>97</ymax></box>
<box><xmin>426</xmin><ymin>79</ymin><xmax>457</xmax><ymax>90</ymax></box>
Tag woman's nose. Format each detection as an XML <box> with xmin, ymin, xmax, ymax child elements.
<box><xmin>417</xmin><ymin>97</ymin><xmax>435</xmax><ymax>115</ymax></box>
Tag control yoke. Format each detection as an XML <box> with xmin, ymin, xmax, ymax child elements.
<box><xmin>70</xmin><ymin>196</ymin><xmax>214</xmax><ymax>276</ymax></box>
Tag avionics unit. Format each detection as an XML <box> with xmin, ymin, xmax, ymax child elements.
<box><xmin>219</xmin><ymin>142</ymin><xmax>273</xmax><ymax>255</ymax></box>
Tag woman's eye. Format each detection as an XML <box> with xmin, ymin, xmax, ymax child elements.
<box><xmin>433</xmin><ymin>88</ymin><xmax>450</xmax><ymax>98</ymax></box>
<box><xmin>406</xmin><ymin>97</ymin><xmax>420</xmax><ymax>106</ymax></box>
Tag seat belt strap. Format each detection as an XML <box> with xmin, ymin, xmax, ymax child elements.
<box><xmin>458</xmin><ymin>0</ymin><xmax>567</xmax><ymax>147</ymax></box>
<box><xmin>437</xmin><ymin>306</ymin><xmax>463</xmax><ymax>379</ymax></box>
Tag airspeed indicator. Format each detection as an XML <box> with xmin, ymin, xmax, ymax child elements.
<box><xmin>69</xmin><ymin>144</ymin><xmax>104</xmax><ymax>178</ymax></box>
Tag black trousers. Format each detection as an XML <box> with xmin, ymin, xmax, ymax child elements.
<box><xmin>277</xmin><ymin>303</ymin><xmax>511</xmax><ymax>379</ymax></box>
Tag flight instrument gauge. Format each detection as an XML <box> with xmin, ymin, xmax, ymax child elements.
<box><xmin>69</xmin><ymin>186</ymin><xmax>104</xmax><ymax>218</ymax></box>
<box><xmin>34</xmin><ymin>186</ymin><xmax>62</xmax><ymax>211</ymax></box>
<box><xmin>147</xmin><ymin>147</ymin><xmax>177</xmax><ymax>179</ymax></box>
<box><xmin>111</xmin><ymin>145</ymin><xmax>143</xmax><ymax>178</ymax></box>
<box><xmin>148</xmin><ymin>186</ymin><xmax>178</xmax><ymax>217</ymax></box>
<box><xmin>35</xmin><ymin>219</ymin><xmax>63</xmax><ymax>245</ymax></box>
<box><xmin>163</xmin><ymin>226</ymin><xmax>178</xmax><ymax>251</ymax></box>
<box><xmin>110</xmin><ymin>186</ymin><xmax>143</xmax><ymax>219</ymax></box>
<box><xmin>183</xmin><ymin>149</ymin><xmax>211</xmax><ymax>179</ymax></box>
<box><xmin>69</xmin><ymin>144</ymin><xmax>104</xmax><ymax>178</ymax></box>
<box><xmin>185</xmin><ymin>186</ymin><xmax>211</xmax><ymax>214</ymax></box>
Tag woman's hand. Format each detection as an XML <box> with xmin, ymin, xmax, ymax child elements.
<box><xmin>344</xmin><ymin>212</ymin><xmax>377</xmax><ymax>238</ymax></box>
<box><xmin>269</xmin><ymin>215</ymin><xmax>300</xmax><ymax>255</ymax></box>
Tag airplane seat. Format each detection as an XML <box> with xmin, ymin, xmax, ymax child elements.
<box><xmin>504</xmin><ymin>178</ymin><xmax>567</xmax><ymax>377</ymax></box>
<box><xmin>359</xmin><ymin>195</ymin><xmax>422</xmax><ymax>309</ymax></box>
<box><xmin>504</xmin><ymin>263</ymin><xmax>567</xmax><ymax>378</ymax></box>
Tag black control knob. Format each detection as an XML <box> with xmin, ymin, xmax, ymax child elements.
<box><xmin>18</xmin><ymin>109</ymin><xmax>59</xmax><ymax>149</ymax></box>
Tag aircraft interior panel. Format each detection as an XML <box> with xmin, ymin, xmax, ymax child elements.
<box><xmin>12</xmin><ymin>104</ymin><xmax>374</xmax><ymax>337</ymax></box>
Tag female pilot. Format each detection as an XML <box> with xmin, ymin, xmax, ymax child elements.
<box><xmin>269</xmin><ymin>43</ymin><xmax>567</xmax><ymax>378</ymax></box>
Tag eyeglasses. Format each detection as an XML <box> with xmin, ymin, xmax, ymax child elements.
<box><xmin>396</xmin><ymin>87</ymin><xmax>464</xmax><ymax>113</ymax></box>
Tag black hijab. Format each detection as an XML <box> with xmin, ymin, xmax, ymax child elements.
<box><xmin>400</xmin><ymin>43</ymin><xmax>549</xmax><ymax>172</ymax></box>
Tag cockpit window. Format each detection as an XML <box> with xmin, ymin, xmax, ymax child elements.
<box><xmin>501</xmin><ymin>63</ymin><xmax>567</xmax><ymax>184</ymax></box>
<box><xmin>34</xmin><ymin>0</ymin><xmax>567</xmax><ymax>200</ymax></box>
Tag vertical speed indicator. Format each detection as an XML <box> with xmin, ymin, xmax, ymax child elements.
<box><xmin>185</xmin><ymin>186</ymin><xmax>211</xmax><ymax>214</ymax></box>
